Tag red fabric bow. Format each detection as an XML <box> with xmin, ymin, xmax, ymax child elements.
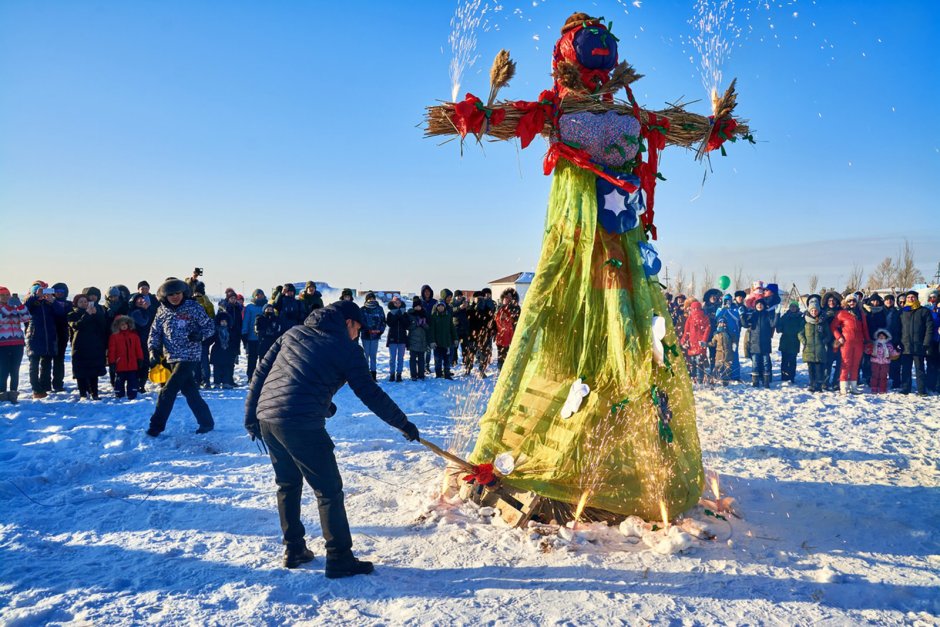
<box><xmin>451</xmin><ymin>93</ymin><xmax>507</xmax><ymax>138</ymax></box>
<box><xmin>513</xmin><ymin>90</ymin><xmax>557</xmax><ymax>149</ymax></box>
<box><xmin>463</xmin><ymin>463</ymin><xmax>497</xmax><ymax>487</ymax></box>
<box><xmin>706</xmin><ymin>116</ymin><xmax>738</xmax><ymax>153</ymax></box>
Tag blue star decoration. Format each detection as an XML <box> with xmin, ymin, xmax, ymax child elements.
<box><xmin>638</xmin><ymin>241</ymin><xmax>662</xmax><ymax>277</ymax></box>
<box><xmin>596</xmin><ymin>174</ymin><xmax>645</xmax><ymax>235</ymax></box>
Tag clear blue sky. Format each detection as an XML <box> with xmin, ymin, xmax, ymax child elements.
<box><xmin>2</xmin><ymin>1</ymin><xmax>938</xmax><ymax>297</ymax></box>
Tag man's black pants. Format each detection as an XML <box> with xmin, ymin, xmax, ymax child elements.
<box><xmin>260</xmin><ymin>422</ymin><xmax>353</xmax><ymax>558</ymax></box>
<box><xmin>148</xmin><ymin>361</ymin><xmax>214</xmax><ymax>434</ymax></box>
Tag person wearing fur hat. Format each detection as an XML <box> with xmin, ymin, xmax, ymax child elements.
<box><xmin>898</xmin><ymin>290</ymin><xmax>934</xmax><ymax>396</ymax></box>
<box><xmin>385</xmin><ymin>295</ymin><xmax>409</xmax><ymax>382</ymax></box>
<box><xmin>429</xmin><ymin>300</ymin><xmax>457</xmax><ymax>379</ymax></box>
<box><xmin>68</xmin><ymin>293</ymin><xmax>108</xmax><ymax>400</ymax></box>
<box><xmin>339</xmin><ymin>288</ymin><xmax>354</xmax><ymax>302</ymax></box>
<box><xmin>868</xmin><ymin>329</ymin><xmax>899</xmax><ymax>394</ymax></box>
<box><xmin>0</xmin><ymin>287</ymin><xmax>30</xmax><ymax>403</ymax></box>
<box><xmin>798</xmin><ymin>297</ymin><xmax>829</xmax><ymax>393</ymax></box>
<box><xmin>243</xmin><ymin>300</ymin><xmax>420</xmax><ymax>577</ymax></box>
<box><xmin>743</xmin><ymin>298</ymin><xmax>775</xmax><ymax>387</ymax></box>
<box><xmin>829</xmin><ymin>293</ymin><xmax>871</xmax><ymax>394</ymax></box>
<box><xmin>681</xmin><ymin>301</ymin><xmax>712</xmax><ymax>384</ymax></box>
<box><xmin>108</xmin><ymin>315</ymin><xmax>144</xmax><ymax>399</ymax></box>
<box><xmin>146</xmin><ymin>279</ymin><xmax>216</xmax><ymax>436</ymax></box>
<box><xmin>359</xmin><ymin>292</ymin><xmax>386</xmax><ymax>381</ymax></box>
<box><xmin>299</xmin><ymin>282</ymin><xmax>324</xmax><ymax>319</ymax></box>
<box><xmin>25</xmin><ymin>285</ymin><xmax>59</xmax><ymax>398</ymax></box>
<box><xmin>776</xmin><ymin>301</ymin><xmax>804</xmax><ymax>384</ymax></box>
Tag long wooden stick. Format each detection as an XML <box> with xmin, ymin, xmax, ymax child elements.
<box><xmin>419</xmin><ymin>438</ymin><xmax>474</xmax><ymax>471</ymax></box>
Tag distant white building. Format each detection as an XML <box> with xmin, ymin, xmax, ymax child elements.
<box><xmin>489</xmin><ymin>272</ymin><xmax>535</xmax><ymax>303</ymax></box>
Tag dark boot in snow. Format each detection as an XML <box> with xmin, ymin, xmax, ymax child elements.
<box><xmin>751</xmin><ymin>374</ymin><xmax>760</xmax><ymax>387</ymax></box>
<box><xmin>325</xmin><ymin>552</ymin><xmax>374</xmax><ymax>579</ymax></box>
<box><xmin>284</xmin><ymin>543</ymin><xmax>315</xmax><ymax>569</ymax></box>
<box><xmin>763</xmin><ymin>374</ymin><xmax>772</xmax><ymax>388</ymax></box>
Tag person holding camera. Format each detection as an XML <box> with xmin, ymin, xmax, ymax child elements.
<box><xmin>146</xmin><ymin>279</ymin><xmax>216</xmax><ymax>436</ymax></box>
<box><xmin>25</xmin><ymin>284</ymin><xmax>59</xmax><ymax>399</ymax></box>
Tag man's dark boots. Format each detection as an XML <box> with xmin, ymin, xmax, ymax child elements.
<box><xmin>325</xmin><ymin>552</ymin><xmax>374</xmax><ymax>579</ymax></box>
<box><xmin>284</xmin><ymin>541</ymin><xmax>316</xmax><ymax>569</ymax></box>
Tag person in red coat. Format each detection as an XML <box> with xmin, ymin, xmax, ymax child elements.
<box><xmin>681</xmin><ymin>300</ymin><xmax>712</xmax><ymax>384</ymax></box>
<box><xmin>829</xmin><ymin>293</ymin><xmax>870</xmax><ymax>395</ymax></box>
<box><xmin>494</xmin><ymin>288</ymin><xmax>521</xmax><ymax>371</ymax></box>
<box><xmin>108</xmin><ymin>315</ymin><xmax>144</xmax><ymax>400</ymax></box>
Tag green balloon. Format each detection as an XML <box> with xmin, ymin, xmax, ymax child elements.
<box><xmin>718</xmin><ymin>275</ymin><xmax>731</xmax><ymax>290</ymax></box>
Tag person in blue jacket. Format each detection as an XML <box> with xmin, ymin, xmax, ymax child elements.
<box><xmin>716</xmin><ymin>294</ymin><xmax>742</xmax><ymax>380</ymax></box>
<box><xmin>241</xmin><ymin>289</ymin><xmax>267</xmax><ymax>382</ymax></box>
<box><xmin>743</xmin><ymin>298</ymin><xmax>775</xmax><ymax>388</ymax></box>
<box><xmin>359</xmin><ymin>292</ymin><xmax>386</xmax><ymax>381</ymax></box>
<box><xmin>244</xmin><ymin>301</ymin><xmax>420</xmax><ymax>577</ymax></box>
<box><xmin>146</xmin><ymin>279</ymin><xmax>216</xmax><ymax>436</ymax></box>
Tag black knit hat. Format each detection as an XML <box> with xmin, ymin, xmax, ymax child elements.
<box><xmin>138</xmin><ymin>280</ymin><xmax>150</xmax><ymax>289</ymax></box>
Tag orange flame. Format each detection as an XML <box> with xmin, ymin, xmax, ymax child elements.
<box><xmin>574</xmin><ymin>490</ymin><xmax>591</xmax><ymax>522</ymax></box>
<box><xmin>659</xmin><ymin>500</ymin><xmax>670</xmax><ymax>529</ymax></box>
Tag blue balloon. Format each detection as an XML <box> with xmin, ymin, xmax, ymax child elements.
<box><xmin>638</xmin><ymin>241</ymin><xmax>662</xmax><ymax>277</ymax></box>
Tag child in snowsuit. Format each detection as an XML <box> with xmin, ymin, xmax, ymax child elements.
<box><xmin>407</xmin><ymin>298</ymin><xmax>429</xmax><ymax>380</ymax></box>
<box><xmin>868</xmin><ymin>329</ymin><xmax>899</xmax><ymax>394</ymax></box>
<box><xmin>210</xmin><ymin>306</ymin><xmax>238</xmax><ymax>388</ymax></box>
<box><xmin>798</xmin><ymin>298</ymin><xmax>828</xmax><ymax>393</ymax></box>
<box><xmin>707</xmin><ymin>318</ymin><xmax>733</xmax><ymax>385</ymax></box>
<box><xmin>108</xmin><ymin>315</ymin><xmax>144</xmax><ymax>400</ymax></box>
<box><xmin>681</xmin><ymin>301</ymin><xmax>711</xmax><ymax>384</ymax></box>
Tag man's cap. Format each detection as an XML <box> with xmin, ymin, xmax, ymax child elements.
<box><xmin>332</xmin><ymin>300</ymin><xmax>364</xmax><ymax>325</ymax></box>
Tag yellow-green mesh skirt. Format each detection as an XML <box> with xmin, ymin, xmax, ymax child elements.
<box><xmin>468</xmin><ymin>161</ymin><xmax>704</xmax><ymax>520</ymax></box>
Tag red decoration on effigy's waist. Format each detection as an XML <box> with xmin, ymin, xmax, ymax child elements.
<box><xmin>452</xmin><ymin>93</ymin><xmax>507</xmax><ymax>138</ymax></box>
<box><xmin>544</xmin><ymin>142</ymin><xmax>640</xmax><ymax>195</ymax></box>
<box><xmin>463</xmin><ymin>463</ymin><xmax>498</xmax><ymax>487</ymax></box>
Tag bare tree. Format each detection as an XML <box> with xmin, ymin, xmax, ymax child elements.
<box><xmin>807</xmin><ymin>274</ymin><xmax>819</xmax><ymax>295</ymax></box>
<box><xmin>771</xmin><ymin>269</ymin><xmax>780</xmax><ymax>286</ymax></box>
<box><xmin>844</xmin><ymin>263</ymin><xmax>865</xmax><ymax>293</ymax></box>
<box><xmin>894</xmin><ymin>239</ymin><xmax>925</xmax><ymax>291</ymax></box>
<box><xmin>703</xmin><ymin>265</ymin><xmax>716</xmax><ymax>292</ymax></box>
<box><xmin>689</xmin><ymin>272</ymin><xmax>698</xmax><ymax>300</ymax></box>
<box><xmin>732</xmin><ymin>266</ymin><xmax>744</xmax><ymax>292</ymax></box>
<box><xmin>867</xmin><ymin>257</ymin><xmax>896</xmax><ymax>291</ymax></box>
<box><xmin>672</xmin><ymin>265</ymin><xmax>686</xmax><ymax>296</ymax></box>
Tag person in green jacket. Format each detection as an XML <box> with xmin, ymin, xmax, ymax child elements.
<box><xmin>776</xmin><ymin>301</ymin><xmax>804</xmax><ymax>384</ymax></box>
<box><xmin>798</xmin><ymin>297</ymin><xmax>829</xmax><ymax>393</ymax></box>
<box><xmin>428</xmin><ymin>301</ymin><xmax>457</xmax><ymax>379</ymax></box>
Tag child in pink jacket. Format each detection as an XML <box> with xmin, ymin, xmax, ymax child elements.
<box><xmin>868</xmin><ymin>328</ymin><xmax>899</xmax><ymax>394</ymax></box>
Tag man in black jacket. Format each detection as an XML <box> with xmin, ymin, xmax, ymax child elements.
<box><xmin>245</xmin><ymin>301</ymin><xmax>420</xmax><ymax>577</ymax></box>
<box><xmin>898</xmin><ymin>291</ymin><xmax>934</xmax><ymax>396</ymax></box>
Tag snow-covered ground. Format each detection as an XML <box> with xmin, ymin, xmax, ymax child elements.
<box><xmin>1</xmin><ymin>347</ymin><xmax>938</xmax><ymax>626</ymax></box>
